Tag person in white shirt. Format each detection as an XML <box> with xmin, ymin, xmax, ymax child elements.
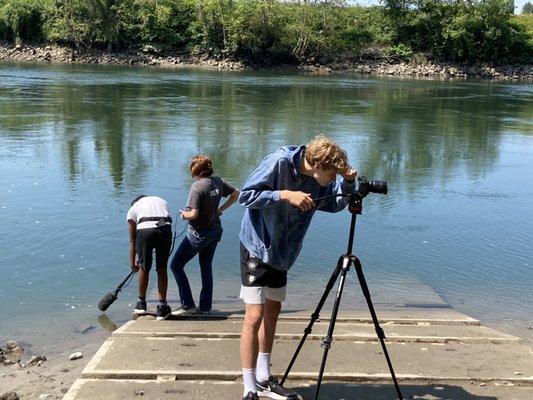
<box><xmin>126</xmin><ymin>195</ymin><xmax>173</xmax><ymax>320</ymax></box>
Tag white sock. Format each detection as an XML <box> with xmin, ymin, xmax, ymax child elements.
<box><xmin>256</xmin><ymin>352</ymin><xmax>271</xmax><ymax>383</ymax></box>
<box><xmin>242</xmin><ymin>368</ymin><xmax>257</xmax><ymax>396</ymax></box>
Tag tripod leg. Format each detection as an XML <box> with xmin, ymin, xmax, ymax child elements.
<box><xmin>313</xmin><ymin>257</ymin><xmax>351</xmax><ymax>400</ymax></box>
<box><xmin>281</xmin><ymin>256</ymin><xmax>344</xmax><ymax>385</ymax></box>
<box><xmin>352</xmin><ymin>256</ymin><xmax>404</xmax><ymax>400</ymax></box>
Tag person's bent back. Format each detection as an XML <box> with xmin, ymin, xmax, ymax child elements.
<box><xmin>126</xmin><ymin>195</ymin><xmax>173</xmax><ymax>320</ymax></box>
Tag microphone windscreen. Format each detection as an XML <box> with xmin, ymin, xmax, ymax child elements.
<box><xmin>98</xmin><ymin>292</ymin><xmax>117</xmax><ymax>311</ymax></box>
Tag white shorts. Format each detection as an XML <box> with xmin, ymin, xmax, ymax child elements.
<box><xmin>239</xmin><ymin>285</ymin><xmax>286</xmax><ymax>304</ymax></box>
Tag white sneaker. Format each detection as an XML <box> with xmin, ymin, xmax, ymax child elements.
<box><xmin>171</xmin><ymin>306</ymin><xmax>197</xmax><ymax>316</ymax></box>
<box><xmin>133</xmin><ymin>300</ymin><xmax>147</xmax><ymax>315</ymax></box>
<box><xmin>256</xmin><ymin>376</ymin><xmax>298</xmax><ymax>400</ymax></box>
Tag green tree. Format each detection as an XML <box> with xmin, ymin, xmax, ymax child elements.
<box><xmin>43</xmin><ymin>0</ymin><xmax>92</xmax><ymax>49</ymax></box>
<box><xmin>380</xmin><ymin>0</ymin><xmax>412</xmax><ymax>43</ymax></box>
<box><xmin>523</xmin><ymin>2</ymin><xmax>533</xmax><ymax>13</ymax></box>
<box><xmin>113</xmin><ymin>0</ymin><xmax>197</xmax><ymax>50</ymax></box>
<box><xmin>88</xmin><ymin>0</ymin><xmax>119</xmax><ymax>50</ymax></box>
<box><xmin>386</xmin><ymin>0</ymin><xmax>531</xmax><ymax>62</ymax></box>
<box><xmin>0</xmin><ymin>0</ymin><xmax>46</xmax><ymax>44</ymax></box>
<box><xmin>226</xmin><ymin>0</ymin><xmax>286</xmax><ymax>58</ymax></box>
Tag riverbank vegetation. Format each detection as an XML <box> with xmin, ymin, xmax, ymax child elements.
<box><xmin>0</xmin><ymin>0</ymin><xmax>531</xmax><ymax>65</ymax></box>
<box><xmin>515</xmin><ymin>14</ymin><xmax>533</xmax><ymax>47</ymax></box>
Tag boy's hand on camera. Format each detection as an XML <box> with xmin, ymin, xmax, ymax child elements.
<box><xmin>281</xmin><ymin>190</ymin><xmax>314</xmax><ymax>211</ymax></box>
<box><xmin>341</xmin><ymin>167</ymin><xmax>357</xmax><ymax>182</ymax></box>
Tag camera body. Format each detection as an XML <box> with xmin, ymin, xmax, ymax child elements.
<box><xmin>347</xmin><ymin>176</ymin><xmax>387</xmax><ymax>214</ymax></box>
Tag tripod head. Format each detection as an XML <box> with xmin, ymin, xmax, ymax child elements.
<box><xmin>348</xmin><ymin>192</ymin><xmax>363</xmax><ymax>214</ymax></box>
<box><xmin>312</xmin><ymin>177</ymin><xmax>388</xmax><ymax>253</ymax></box>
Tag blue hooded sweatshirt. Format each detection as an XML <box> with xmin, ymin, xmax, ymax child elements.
<box><xmin>239</xmin><ymin>145</ymin><xmax>355</xmax><ymax>271</ymax></box>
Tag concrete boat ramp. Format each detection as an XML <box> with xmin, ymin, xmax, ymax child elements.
<box><xmin>63</xmin><ymin>307</ymin><xmax>533</xmax><ymax>400</ymax></box>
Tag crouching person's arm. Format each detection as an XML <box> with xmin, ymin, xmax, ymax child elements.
<box><xmin>128</xmin><ymin>220</ymin><xmax>139</xmax><ymax>272</ymax></box>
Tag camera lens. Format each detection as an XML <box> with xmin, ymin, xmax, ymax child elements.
<box><xmin>369</xmin><ymin>180</ymin><xmax>388</xmax><ymax>195</ymax></box>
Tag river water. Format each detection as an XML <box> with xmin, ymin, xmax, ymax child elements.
<box><xmin>0</xmin><ymin>62</ymin><xmax>532</xmax><ymax>352</ymax></box>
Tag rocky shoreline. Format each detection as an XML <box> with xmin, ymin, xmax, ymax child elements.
<box><xmin>1</xmin><ymin>43</ymin><xmax>532</xmax><ymax>80</ymax></box>
<box><xmin>0</xmin><ymin>337</ymin><xmax>103</xmax><ymax>400</ymax></box>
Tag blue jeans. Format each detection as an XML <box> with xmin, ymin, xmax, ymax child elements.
<box><xmin>169</xmin><ymin>227</ymin><xmax>222</xmax><ymax>311</ymax></box>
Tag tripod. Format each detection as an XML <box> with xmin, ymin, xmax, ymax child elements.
<box><xmin>280</xmin><ymin>193</ymin><xmax>403</xmax><ymax>400</ymax></box>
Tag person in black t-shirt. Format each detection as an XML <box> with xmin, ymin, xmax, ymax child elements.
<box><xmin>170</xmin><ymin>155</ymin><xmax>239</xmax><ymax>315</ymax></box>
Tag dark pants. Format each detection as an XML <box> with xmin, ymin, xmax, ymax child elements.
<box><xmin>136</xmin><ymin>225</ymin><xmax>172</xmax><ymax>272</ymax></box>
<box><xmin>169</xmin><ymin>227</ymin><xmax>222</xmax><ymax>311</ymax></box>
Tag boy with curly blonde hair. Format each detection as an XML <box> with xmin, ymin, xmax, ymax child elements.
<box><xmin>238</xmin><ymin>135</ymin><xmax>357</xmax><ymax>400</ymax></box>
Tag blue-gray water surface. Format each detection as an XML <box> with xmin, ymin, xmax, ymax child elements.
<box><xmin>0</xmin><ymin>63</ymin><xmax>532</xmax><ymax>352</ymax></box>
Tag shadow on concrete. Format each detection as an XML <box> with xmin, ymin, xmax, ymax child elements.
<box><xmin>165</xmin><ymin>308</ymin><xmax>305</xmax><ymax>321</ymax></box>
<box><xmin>295</xmin><ymin>383</ymin><xmax>498</xmax><ymax>400</ymax></box>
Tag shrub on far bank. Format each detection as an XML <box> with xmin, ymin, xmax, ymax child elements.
<box><xmin>0</xmin><ymin>0</ymin><xmax>46</xmax><ymax>44</ymax></box>
<box><xmin>114</xmin><ymin>0</ymin><xmax>197</xmax><ymax>51</ymax></box>
<box><xmin>513</xmin><ymin>14</ymin><xmax>533</xmax><ymax>47</ymax></box>
<box><xmin>384</xmin><ymin>0</ymin><xmax>532</xmax><ymax>63</ymax></box>
<box><xmin>41</xmin><ymin>0</ymin><xmax>197</xmax><ymax>51</ymax></box>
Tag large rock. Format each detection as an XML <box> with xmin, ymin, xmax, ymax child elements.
<box><xmin>0</xmin><ymin>392</ymin><xmax>20</xmax><ymax>400</ymax></box>
<box><xmin>26</xmin><ymin>355</ymin><xmax>47</xmax><ymax>367</ymax></box>
<box><xmin>3</xmin><ymin>341</ymin><xmax>23</xmax><ymax>363</ymax></box>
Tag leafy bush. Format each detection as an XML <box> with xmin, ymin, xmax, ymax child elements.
<box><xmin>513</xmin><ymin>14</ymin><xmax>533</xmax><ymax>48</ymax></box>
<box><xmin>225</xmin><ymin>0</ymin><xmax>288</xmax><ymax>58</ymax></box>
<box><xmin>114</xmin><ymin>0</ymin><xmax>196</xmax><ymax>50</ymax></box>
<box><xmin>388</xmin><ymin>43</ymin><xmax>413</xmax><ymax>59</ymax></box>
<box><xmin>383</xmin><ymin>0</ymin><xmax>532</xmax><ymax>62</ymax></box>
<box><xmin>0</xmin><ymin>0</ymin><xmax>46</xmax><ymax>43</ymax></box>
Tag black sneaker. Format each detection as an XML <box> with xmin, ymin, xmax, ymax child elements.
<box><xmin>133</xmin><ymin>300</ymin><xmax>147</xmax><ymax>315</ymax></box>
<box><xmin>242</xmin><ymin>392</ymin><xmax>259</xmax><ymax>400</ymax></box>
<box><xmin>256</xmin><ymin>376</ymin><xmax>298</xmax><ymax>400</ymax></box>
<box><xmin>156</xmin><ymin>304</ymin><xmax>171</xmax><ymax>320</ymax></box>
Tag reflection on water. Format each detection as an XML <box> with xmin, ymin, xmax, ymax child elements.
<box><xmin>0</xmin><ymin>62</ymin><xmax>532</xmax><ymax>346</ymax></box>
<box><xmin>97</xmin><ymin>314</ymin><xmax>118</xmax><ymax>333</ymax></box>
<box><xmin>2</xmin><ymin>67</ymin><xmax>531</xmax><ymax>190</ymax></box>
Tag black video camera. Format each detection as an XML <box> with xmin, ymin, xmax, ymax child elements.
<box><xmin>356</xmin><ymin>176</ymin><xmax>388</xmax><ymax>198</ymax></box>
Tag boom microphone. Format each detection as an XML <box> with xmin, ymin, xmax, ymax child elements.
<box><xmin>98</xmin><ymin>271</ymin><xmax>136</xmax><ymax>311</ymax></box>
